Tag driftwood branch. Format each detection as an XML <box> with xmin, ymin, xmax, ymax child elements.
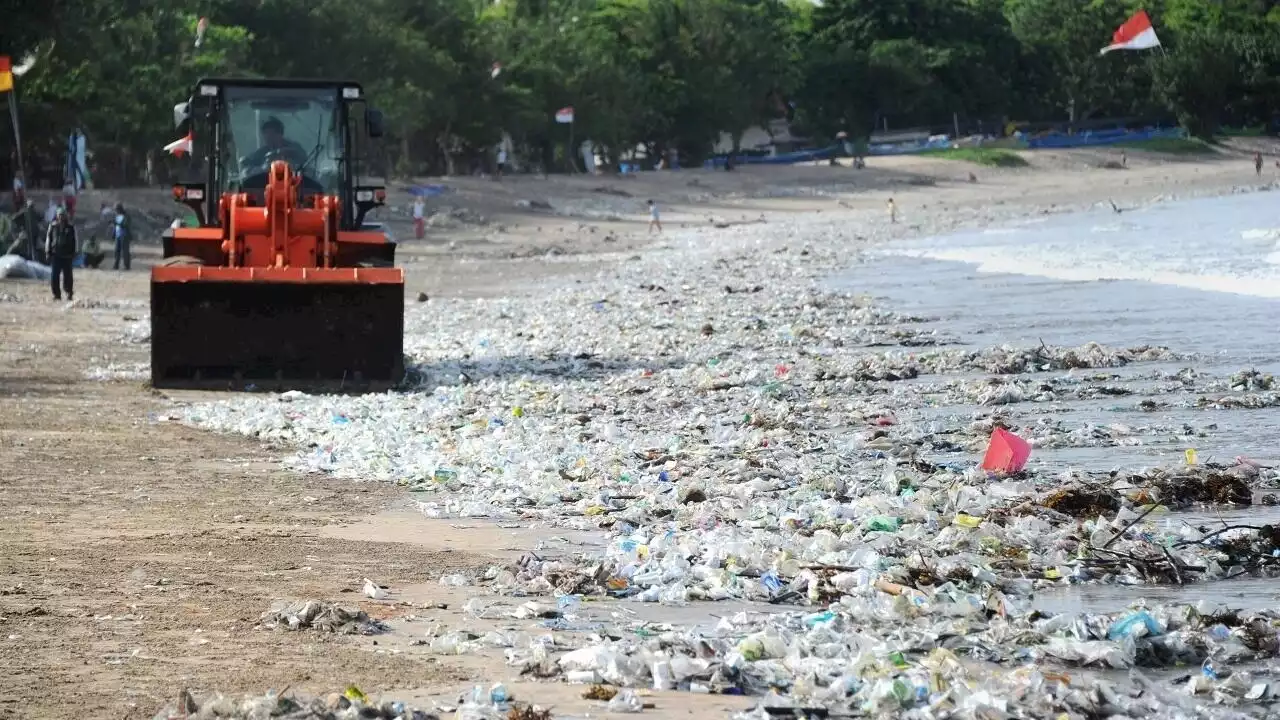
<box><xmin>1101</xmin><ymin>503</ymin><xmax>1161</xmax><ymax>550</ymax></box>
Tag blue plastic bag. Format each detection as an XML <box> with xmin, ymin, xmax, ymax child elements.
<box><xmin>1106</xmin><ymin>610</ymin><xmax>1162</xmax><ymax>640</ymax></box>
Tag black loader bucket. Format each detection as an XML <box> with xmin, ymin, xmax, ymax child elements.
<box><xmin>150</xmin><ymin>277</ymin><xmax>405</xmax><ymax>392</ymax></box>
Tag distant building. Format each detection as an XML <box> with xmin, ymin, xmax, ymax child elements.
<box><xmin>715</xmin><ymin>119</ymin><xmax>811</xmax><ymax>155</ymax></box>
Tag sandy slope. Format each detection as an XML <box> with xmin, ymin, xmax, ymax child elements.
<box><xmin>0</xmin><ymin>144</ymin><xmax>1275</xmax><ymax>718</ymax></box>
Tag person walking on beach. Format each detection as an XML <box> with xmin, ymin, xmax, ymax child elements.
<box><xmin>44</xmin><ymin>206</ymin><xmax>76</xmax><ymax>301</ymax></box>
<box><xmin>11</xmin><ymin>171</ymin><xmax>24</xmax><ymax>209</ymax></box>
<box><xmin>887</xmin><ymin>197</ymin><xmax>897</xmax><ymax>224</ymax></box>
<box><xmin>1255</xmin><ymin>152</ymin><xmax>1264</xmax><ymax>177</ymax></box>
<box><xmin>647</xmin><ymin>199</ymin><xmax>662</xmax><ymax>233</ymax></box>
<box><xmin>62</xmin><ymin>176</ymin><xmax>78</xmax><ymax>219</ymax></box>
<box><xmin>412</xmin><ymin>195</ymin><xmax>426</xmax><ymax>240</ymax></box>
<box><xmin>112</xmin><ymin>202</ymin><xmax>131</xmax><ymax>270</ymax></box>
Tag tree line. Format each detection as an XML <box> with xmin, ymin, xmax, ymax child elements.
<box><xmin>3</xmin><ymin>0</ymin><xmax>1279</xmax><ymax>185</ymax></box>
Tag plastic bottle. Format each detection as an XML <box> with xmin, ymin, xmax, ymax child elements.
<box><xmin>607</xmin><ymin>690</ymin><xmax>643</xmax><ymax>713</ymax></box>
<box><xmin>760</xmin><ymin>571</ymin><xmax>784</xmax><ymax>594</ymax></box>
<box><xmin>430</xmin><ymin>633</ymin><xmax>464</xmax><ymax>654</ymax></box>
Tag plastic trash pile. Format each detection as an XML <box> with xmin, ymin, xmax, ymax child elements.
<box><xmin>84</xmin><ymin>360</ymin><xmax>149</xmax><ymax>381</ymax></box>
<box><xmin>258</xmin><ymin>599</ymin><xmax>389</xmax><ymax>635</ymax></box>
<box><xmin>173</xmin><ymin>214</ymin><xmax>1280</xmax><ymax>716</ymax></box>
<box><xmin>525</xmin><ymin>601</ymin><xmax>1280</xmax><ymax>714</ymax></box>
<box><xmin>151</xmin><ymin>688</ymin><xmax>432</xmax><ymax>720</ymax></box>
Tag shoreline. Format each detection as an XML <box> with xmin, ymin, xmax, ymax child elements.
<box><xmin>3</xmin><ymin>149</ymin><xmax>1280</xmax><ymax>718</ymax></box>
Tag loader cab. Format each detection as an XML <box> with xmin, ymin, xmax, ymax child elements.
<box><xmin>173</xmin><ymin>78</ymin><xmax>386</xmax><ymax>231</ymax></box>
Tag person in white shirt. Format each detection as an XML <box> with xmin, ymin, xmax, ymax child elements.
<box><xmin>496</xmin><ymin>147</ymin><xmax>508</xmax><ymax>180</ymax></box>
<box><xmin>11</xmin><ymin>171</ymin><xmax>24</xmax><ymax>208</ymax></box>
<box><xmin>412</xmin><ymin>196</ymin><xmax>426</xmax><ymax>239</ymax></box>
<box><xmin>647</xmin><ymin>199</ymin><xmax>662</xmax><ymax>233</ymax></box>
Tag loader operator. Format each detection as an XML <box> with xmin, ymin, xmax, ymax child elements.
<box><xmin>241</xmin><ymin>116</ymin><xmax>308</xmax><ymax>173</ymax></box>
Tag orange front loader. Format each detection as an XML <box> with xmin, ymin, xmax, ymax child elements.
<box><xmin>152</xmin><ymin>77</ymin><xmax>404</xmax><ymax>390</ymax></box>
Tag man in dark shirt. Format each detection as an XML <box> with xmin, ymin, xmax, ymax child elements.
<box><xmin>242</xmin><ymin>116</ymin><xmax>308</xmax><ymax>172</ymax></box>
<box><xmin>44</xmin><ymin>206</ymin><xmax>76</xmax><ymax>301</ymax></box>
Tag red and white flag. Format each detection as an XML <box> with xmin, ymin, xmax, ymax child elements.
<box><xmin>555</xmin><ymin>106</ymin><xmax>574</xmax><ymax>124</ymax></box>
<box><xmin>164</xmin><ymin>133</ymin><xmax>193</xmax><ymax>157</ymax></box>
<box><xmin>1099</xmin><ymin>10</ymin><xmax>1161</xmax><ymax>55</ymax></box>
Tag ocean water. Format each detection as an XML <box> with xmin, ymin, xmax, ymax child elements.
<box><xmin>852</xmin><ymin>190</ymin><xmax>1280</xmax><ymax>373</ymax></box>
<box><xmin>881</xmin><ymin>190</ymin><xmax>1280</xmax><ymax>299</ymax></box>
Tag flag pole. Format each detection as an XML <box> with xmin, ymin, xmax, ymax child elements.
<box><xmin>568</xmin><ymin>115</ymin><xmax>576</xmax><ymax>174</ymax></box>
<box><xmin>6</xmin><ymin>90</ymin><xmax>24</xmax><ymax>188</ymax></box>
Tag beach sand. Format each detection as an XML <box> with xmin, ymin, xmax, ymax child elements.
<box><xmin>0</xmin><ymin>141</ymin><xmax>1277</xmax><ymax>717</ymax></box>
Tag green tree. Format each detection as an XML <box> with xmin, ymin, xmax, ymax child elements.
<box><xmin>13</xmin><ymin>1</ymin><xmax>251</xmax><ymax>183</ymax></box>
<box><xmin>7</xmin><ymin>0</ymin><xmax>1280</xmax><ymax>183</ymax></box>
<box><xmin>1005</xmin><ymin>0</ymin><xmax>1155</xmax><ymax>123</ymax></box>
<box><xmin>796</xmin><ymin>0</ymin><xmax>1023</xmax><ymax>139</ymax></box>
<box><xmin>1151</xmin><ymin>26</ymin><xmax>1280</xmax><ymax>137</ymax></box>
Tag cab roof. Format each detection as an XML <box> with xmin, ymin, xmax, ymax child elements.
<box><xmin>193</xmin><ymin>77</ymin><xmax>364</xmax><ymax>92</ymax></box>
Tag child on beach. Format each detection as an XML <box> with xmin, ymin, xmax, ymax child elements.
<box><xmin>412</xmin><ymin>196</ymin><xmax>426</xmax><ymax>239</ymax></box>
<box><xmin>887</xmin><ymin>198</ymin><xmax>897</xmax><ymax>224</ymax></box>
<box><xmin>648</xmin><ymin>200</ymin><xmax>662</xmax><ymax>233</ymax></box>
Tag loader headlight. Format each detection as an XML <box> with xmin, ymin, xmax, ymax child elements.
<box><xmin>356</xmin><ymin>190</ymin><xmax>374</xmax><ymax>202</ymax></box>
